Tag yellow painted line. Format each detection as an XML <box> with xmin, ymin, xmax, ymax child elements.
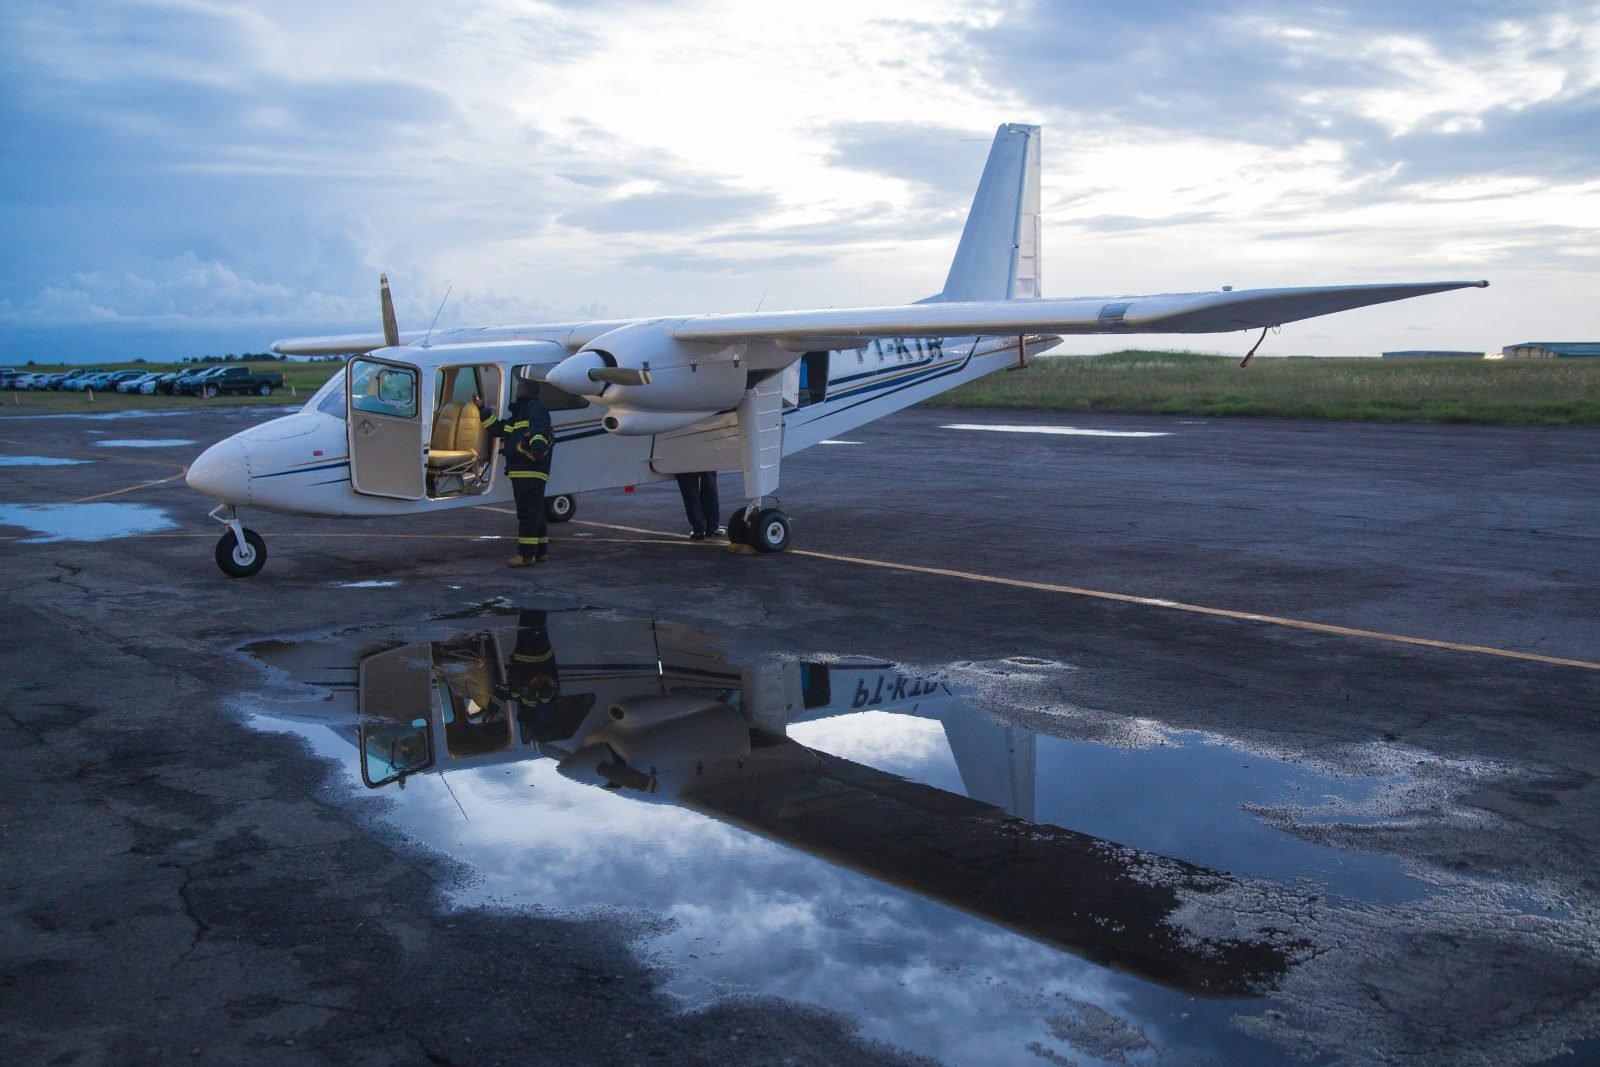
<box><xmin>0</xmin><ymin>437</ymin><xmax>191</xmax><ymax>473</ymax></box>
<box><xmin>71</xmin><ymin>470</ymin><xmax>190</xmax><ymax>503</ymax></box>
<box><xmin>567</xmin><ymin>518</ymin><xmax>1600</xmax><ymax>672</ymax></box>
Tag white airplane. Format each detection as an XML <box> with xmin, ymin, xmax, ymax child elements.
<box><xmin>186</xmin><ymin>123</ymin><xmax>1487</xmax><ymax>577</ymax></box>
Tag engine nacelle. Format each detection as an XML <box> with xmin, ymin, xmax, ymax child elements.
<box><xmin>599</xmin><ymin>408</ymin><xmax>720</xmax><ymax>436</ymax></box>
<box><xmin>545</xmin><ymin>319</ymin><xmax>746</xmax><ymax>431</ymax></box>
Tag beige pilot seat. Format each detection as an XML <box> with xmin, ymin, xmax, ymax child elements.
<box><xmin>437</xmin><ymin>638</ymin><xmax>510</xmax><ymax>757</ymax></box>
<box><xmin>427</xmin><ymin>401</ymin><xmax>489</xmax><ymax>493</ymax></box>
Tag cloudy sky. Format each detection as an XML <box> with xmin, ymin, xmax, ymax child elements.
<box><xmin>2</xmin><ymin>0</ymin><xmax>1597</xmax><ymax>362</ymax></box>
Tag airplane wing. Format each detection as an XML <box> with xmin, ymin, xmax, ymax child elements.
<box><xmin>669</xmin><ymin>280</ymin><xmax>1490</xmax><ymax>350</ymax></box>
<box><xmin>271</xmin><ymin>330</ymin><xmax>432</xmax><ymax>357</ymax></box>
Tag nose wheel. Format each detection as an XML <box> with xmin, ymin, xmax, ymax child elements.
<box><xmin>215</xmin><ymin>526</ymin><xmax>267</xmax><ymax>578</ymax></box>
<box><xmin>208</xmin><ymin>504</ymin><xmax>267</xmax><ymax>577</ymax></box>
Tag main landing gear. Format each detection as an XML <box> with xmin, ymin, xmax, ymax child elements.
<box><xmin>210</xmin><ymin>504</ymin><xmax>267</xmax><ymax>578</ymax></box>
<box><xmin>544</xmin><ymin>493</ymin><xmax>577</xmax><ymax>523</ymax></box>
<box><xmin>725</xmin><ymin>504</ymin><xmax>791</xmax><ymax>553</ymax></box>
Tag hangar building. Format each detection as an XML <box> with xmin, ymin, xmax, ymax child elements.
<box><xmin>1501</xmin><ymin>342</ymin><xmax>1600</xmax><ymax>359</ymax></box>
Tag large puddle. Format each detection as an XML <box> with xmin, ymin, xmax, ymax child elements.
<box><xmin>0</xmin><ymin>502</ymin><xmax>177</xmax><ymax>541</ymax></box>
<box><xmin>241</xmin><ymin>608</ymin><xmax>1599</xmax><ymax>1065</ymax></box>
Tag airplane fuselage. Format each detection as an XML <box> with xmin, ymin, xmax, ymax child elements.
<box><xmin>187</xmin><ymin>330</ymin><xmax>1056</xmax><ymax>520</ymax></box>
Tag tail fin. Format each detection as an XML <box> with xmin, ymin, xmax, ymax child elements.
<box><xmin>930</xmin><ymin>123</ymin><xmax>1041</xmax><ymax>303</ymax></box>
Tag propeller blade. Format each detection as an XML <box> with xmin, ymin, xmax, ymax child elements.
<box><xmin>379</xmin><ymin>273</ymin><xmax>400</xmax><ymax>348</ymax></box>
<box><xmin>588</xmin><ymin>366</ymin><xmax>652</xmax><ymax>387</ymax></box>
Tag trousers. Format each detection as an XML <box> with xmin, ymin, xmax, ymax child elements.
<box><xmin>675</xmin><ymin>471</ymin><xmax>720</xmax><ymax>534</ymax></box>
<box><xmin>512</xmin><ymin>476</ymin><xmax>549</xmax><ymax>559</ymax></box>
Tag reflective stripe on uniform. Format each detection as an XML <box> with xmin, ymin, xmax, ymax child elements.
<box><xmin>509</xmin><ymin>470</ymin><xmax>548</xmax><ymax>480</ymax></box>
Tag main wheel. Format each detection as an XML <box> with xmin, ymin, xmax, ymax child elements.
<box><xmin>726</xmin><ymin>508</ymin><xmax>750</xmax><ymax>545</ymax></box>
<box><xmin>749</xmin><ymin>508</ymin><xmax>791</xmax><ymax>554</ymax></box>
<box><xmin>257</xmin><ymin>382</ymin><xmax>273</xmax><ymax>396</ymax></box>
<box><xmin>215</xmin><ymin>528</ymin><xmax>267</xmax><ymax>578</ymax></box>
<box><xmin>544</xmin><ymin>494</ymin><xmax>576</xmax><ymax>523</ymax></box>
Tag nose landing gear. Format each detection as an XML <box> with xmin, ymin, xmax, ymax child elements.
<box><xmin>209</xmin><ymin>504</ymin><xmax>267</xmax><ymax>577</ymax></box>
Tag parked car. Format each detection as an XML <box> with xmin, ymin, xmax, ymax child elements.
<box><xmin>195</xmin><ymin>365</ymin><xmax>288</xmax><ymax>398</ymax></box>
<box><xmin>9</xmin><ymin>372</ymin><xmax>40</xmax><ymax>389</ymax></box>
<box><xmin>90</xmin><ymin>371</ymin><xmax>146</xmax><ymax>392</ymax></box>
<box><xmin>172</xmin><ymin>366</ymin><xmax>228</xmax><ymax>396</ymax></box>
<box><xmin>143</xmin><ymin>372</ymin><xmax>183</xmax><ymax>395</ymax></box>
<box><xmin>117</xmin><ymin>372</ymin><xmax>162</xmax><ymax>394</ymax></box>
<box><xmin>61</xmin><ymin>370</ymin><xmax>108</xmax><ymax>391</ymax></box>
<box><xmin>50</xmin><ymin>370</ymin><xmax>92</xmax><ymax>390</ymax></box>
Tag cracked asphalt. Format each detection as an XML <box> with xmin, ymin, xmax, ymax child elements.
<box><xmin>2</xmin><ymin>404</ymin><xmax>1598</xmax><ymax>1065</ymax></box>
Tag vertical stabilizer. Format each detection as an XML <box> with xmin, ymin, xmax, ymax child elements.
<box><xmin>932</xmin><ymin>123</ymin><xmax>1041</xmax><ymax>303</ymax></box>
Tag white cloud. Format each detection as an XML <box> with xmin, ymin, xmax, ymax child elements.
<box><xmin>2</xmin><ymin>0</ymin><xmax>1597</xmax><ymax>360</ymax></box>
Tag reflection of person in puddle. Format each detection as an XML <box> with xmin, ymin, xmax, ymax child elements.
<box><xmin>484</xmin><ymin>610</ymin><xmax>577</xmax><ymax>745</ymax></box>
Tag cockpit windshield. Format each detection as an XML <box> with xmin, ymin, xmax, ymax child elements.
<box><xmin>304</xmin><ymin>368</ymin><xmax>347</xmax><ymax>420</ymax></box>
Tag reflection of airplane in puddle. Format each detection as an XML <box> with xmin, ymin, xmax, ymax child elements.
<box><xmin>249</xmin><ymin>611</ymin><xmax>1288</xmax><ymax>996</ymax></box>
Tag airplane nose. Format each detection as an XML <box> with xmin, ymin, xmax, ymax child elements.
<box><xmin>186</xmin><ymin>438</ymin><xmax>250</xmax><ymax>503</ymax></box>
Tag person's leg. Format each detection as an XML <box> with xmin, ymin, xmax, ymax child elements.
<box><xmin>529</xmin><ymin>481</ymin><xmax>550</xmax><ymax>560</ymax></box>
<box><xmin>698</xmin><ymin>473</ymin><xmax>721</xmax><ymax>534</ymax></box>
<box><xmin>676</xmin><ymin>472</ymin><xmax>707</xmax><ymax>535</ymax></box>
<box><xmin>511</xmin><ymin>479</ymin><xmax>542</xmax><ymax>563</ymax></box>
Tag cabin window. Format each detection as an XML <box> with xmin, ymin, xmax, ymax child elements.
<box><xmin>798</xmin><ymin>352</ymin><xmax>828</xmax><ymax>406</ymax></box>
<box><xmin>437</xmin><ymin>366</ymin><xmax>482</xmax><ymax>407</ymax></box>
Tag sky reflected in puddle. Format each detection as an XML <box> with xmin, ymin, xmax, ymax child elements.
<box><xmin>0</xmin><ymin>502</ymin><xmax>177</xmax><ymax>541</ymax></box>
<box><xmin>0</xmin><ymin>455</ymin><xmax>89</xmax><ymax>467</ymax></box>
<box><xmin>240</xmin><ymin>609</ymin><xmax>1593</xmax><ymax>1065</ymax></box>
<box><xmin>91</xmin><ymin>438</ymin><xmax>195</xmax><ymax>448</ymax></box>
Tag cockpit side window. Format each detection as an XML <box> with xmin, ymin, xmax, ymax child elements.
<box><xmin>307</xmin><ymin>369</ymin><xmax>347</xmax><ymax>420</ymax></box>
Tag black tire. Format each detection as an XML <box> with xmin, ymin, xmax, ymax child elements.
<box><xmin>726</xmin><ymin>509</ymin><xmax>749</xmax><ymax>545</ymax></box>
<box><xmin>203</xmin><ymin>384</ymin><xmax>219</xmax><ymax>399</ymax></box>
<box><xmin>749</xmin><ymin>508</ymin><xmax>791</xmax><ymax>554</ymax></box>
<box><xmin>215</xmin><ymin>528</ymin><xmax>267</xmax><ymax>578</ymax></box>
<box><xmin>257</xmin><ymin>382</ymin><xmax>273</xmax><ymax>396</ymax></box>
<box><xmin>544</xmin><ymin>494</ymin><xmax>576</xmax><ymax>523</ymax></box>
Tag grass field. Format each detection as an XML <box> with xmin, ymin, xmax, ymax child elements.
<box><xmin>935</xmin><ymin>350</ymin><xmax>1600</xmax><ymax>426</ymax></box>
<box><xmin>7</xmin><ymin>352</ymin><xmax>1599</xmax><ymax>425</ymax></box>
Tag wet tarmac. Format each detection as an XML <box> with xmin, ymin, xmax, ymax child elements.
<box><xmin>3</xmin><ymin>404</ymin><xmax>1598</xmax><ymax>1065</ymax></box>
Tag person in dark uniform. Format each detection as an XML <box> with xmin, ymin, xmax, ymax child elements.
<box><xmin>476</xmin><ymin>380</ymin><xmax>554</xmax><ymax>566</ymax></box>
<box><xmin>479</xmin><ymin>610</ymin><xmax>584</xmax><ymax>745</ymax></box>
<box><xmin>675</xmin><ymin>470</ymin><xmax>724</xmax><ymax>541</ymax></box>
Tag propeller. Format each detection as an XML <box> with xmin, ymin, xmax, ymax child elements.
<box><xmin>379</xmin><ymin>273</ymin><xmax>400</xmax><ymax>348</ymax></box>
<box><xmin>588</xmin><ymin>366</ymin><xmax>652</xmax><ymax>387</ymax></box>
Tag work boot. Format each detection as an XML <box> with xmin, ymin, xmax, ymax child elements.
<box><xmin>506</xmin><ymin>554</ymin><xmax>532</xmax><ymax>568</ymax></box>
<box><xmin>533</xmin><ymin>553</ymin><xmax>550</xmax><ymax>564</ymax></box>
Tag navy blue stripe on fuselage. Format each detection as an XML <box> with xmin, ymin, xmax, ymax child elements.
<box><xmin>787</xmin><ymin>340</ymin><xmax>983</xmax><ymax>427</ymax></box>
<box><xmin>257</xmin><ymin>459</ymin><xmax>353</xmax><ymax>480</ymax></box>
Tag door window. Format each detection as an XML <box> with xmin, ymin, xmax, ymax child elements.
<box><xmin>350</xmin><ymin>359</ymin><xmax>418</xmax><ymax>418</ymax></box>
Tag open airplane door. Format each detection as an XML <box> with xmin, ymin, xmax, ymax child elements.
<box><xmin>347</xmin><ymin>355</ymin><xmax>426</xmax><ymax>499</ymax></box>
<box><xmin>356</xmin><ymin>643</ymin><xmax>435</xmax><ymax>788</ymax></box>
